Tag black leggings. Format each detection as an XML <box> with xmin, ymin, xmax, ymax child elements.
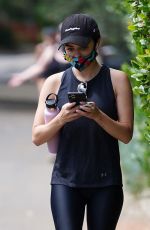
<box><xmin>51</xmin><ymin>184</ymin><xmax>123</xmax><ymax>230</ymax></box>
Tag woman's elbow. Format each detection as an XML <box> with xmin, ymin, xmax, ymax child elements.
<box><xmin>122</xmin><ymin>136</ymin><xmax>132</xmax><ymax>144</ymax></box>
<box><xmin>32</xmin><ymin>132</ymin><xmax>43</xmax><ymax>146</ymax></box>
<box><xmin>121</xmin><ymin>129</ymin><xmax>133</xmax><ymax>144</ymax></box>
<box><xmin>32</xmin><ymin>136</ymin><xmax>40</xmax><ymax>146</ymax></box>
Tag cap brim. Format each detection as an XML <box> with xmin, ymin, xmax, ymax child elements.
<box><xmin>58</xmin><ymin>36</ymin><xmax>91</xmax><ymax>50</ymax></box>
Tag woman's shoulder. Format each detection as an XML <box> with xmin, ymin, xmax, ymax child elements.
<box><xmin>109</xmin><ymin>67</ymin><xmax>130</xmax><ymax>85</ymax></box>
<box><xmin>109</xmin><ymin>67</ymin><xmax>128</xmax><ymax>79</ymax></box>
<box><xmin>46</xmin><ymin>71</ymin><xmax>64</xmax><ymax>83</ymax></box>
<box><xmin>109</xmin><ymin>67</ymin><xmax>131</xmax><ymax>95</ymax></box>
<box><xmin>41</xmin><ymin>71</ymin><xmax>64</xmax><ymax>96</ymax></box>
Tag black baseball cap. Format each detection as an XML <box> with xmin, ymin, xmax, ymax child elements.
<box><xmin>58</xmin><ymin>14</ymin><xmax>100</xmax><ymax>49</ymax></box>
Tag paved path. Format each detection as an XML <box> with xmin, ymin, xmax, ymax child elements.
<box><xmin>0</xmin><ymin>53</ymin><xmax>150</xmax><ymax>229</ymax></box>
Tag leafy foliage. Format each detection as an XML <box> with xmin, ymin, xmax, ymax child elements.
<box><xmin>121</xmin><ymin>0</ymin><xmax>150</xmax><ymax>193</ymax></box>
<box><xmin>127</xmin><ymin>0</ymin><xmax>150</xmax><ymax>142</ymax></box>
<box><xmin>0</xmin><ymin>0</ymin><xmax>131</xmax><ymax>56</ymax></box>
<box><xmin>107</xmin><ymin>0</ymin><xmax>150</xmax><ymax>193</ymax></box>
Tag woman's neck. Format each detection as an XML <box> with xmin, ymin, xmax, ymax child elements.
<box><xmin>72</xmin><ymin>60</ymin><xmax>101</xmax><ymax>82</ymax></box>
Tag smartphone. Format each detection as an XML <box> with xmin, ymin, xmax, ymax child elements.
<box><xmin>82</xmin><ymin>102</ymin><xmax>94</xmax><ymax>107</ymax></box>
<box><xmin>67</xmin><ymin>92</ymin><xmax>87</xmax><ymax>104</ymax></box>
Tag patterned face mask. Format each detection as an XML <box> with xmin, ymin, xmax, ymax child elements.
<box><xmin>64</xmin><ymin>50</ymin><xmax>97</xmax><ymax>71</ymax></box>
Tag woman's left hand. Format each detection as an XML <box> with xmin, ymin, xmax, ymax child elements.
<box><xmin>76</xmin><ymin>102</ymin><xmax>101</xmax><ymax>120</ymax></box>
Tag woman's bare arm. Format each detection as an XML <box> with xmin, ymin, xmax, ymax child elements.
<box><xmin>32</xmin><ymin>72</ymin><xmax>62</xmax><ymax>145</ymax></box>
<box><xmin>8</xmin><ymin>46</ymin><xmax>55</xmax><ymax>87</ymax></box>
<box><xmin>77</xmin><ymin>69</ymin><xmax>134</xmax><ymax>144</ymax></box>
<box><xmin>32</xmin><ymin>72</ymin><xmax>81</xmax><ymax>146</ymax></box>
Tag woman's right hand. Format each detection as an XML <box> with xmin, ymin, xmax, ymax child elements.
<box><xmin>57</xmin><ymin>102</ymin><xmax>81</xmax><ymax>125</ymax></box>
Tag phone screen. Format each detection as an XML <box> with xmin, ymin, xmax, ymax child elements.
<box><xmin>67</xmin><ymin>92</ymin><xmax>87</xmax><ymax>104</ymax></box>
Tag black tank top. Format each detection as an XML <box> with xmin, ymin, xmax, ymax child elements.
<box><xmin>51</xmin><ymin>65</ymin><xmax>122</xmax><ymax>187</ymax></box>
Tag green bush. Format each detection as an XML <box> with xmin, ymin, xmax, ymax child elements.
<box><xmin>127</xmin><ymin>0</ymin><xmax>150</xmax><ymax>142</ymax></box>
<box><xmin>120</xmin><ymin>0</ymin><xmax>150</xmax><ymax>193</ymax></box>
<box><xmin>108</xmin><ymin>0</ymin><xmax>150</xmax><ymax>193</ymax></box>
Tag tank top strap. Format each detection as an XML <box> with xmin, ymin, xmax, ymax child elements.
<box><xmin>99</xmin><ymin>64</ymin><xmax>110</xmax><ymax>81</ymax></box>
<box><xmin>60</xmin><ymin>67</ymin><xmax>72</xmax><ymax>84</ymax></box>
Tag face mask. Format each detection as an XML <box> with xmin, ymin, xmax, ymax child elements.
<box><xmin>64</xmin><ymin>50</ymin><xmax>97</xmax><ymax>71</ymax></box>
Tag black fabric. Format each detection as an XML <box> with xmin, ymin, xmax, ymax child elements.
<box><xmin>51</xmin><ymin>65</ymin><xmax>122</xmax><ymax>187</ymax></box>
<box><xmin>51</xmin><ymin>184</ymin><xmax>123</xmax><ymax>230</ymax></box>
<box><xmin>41</xmin><ymin>58</ymin><xmax>70</xmax><ymax>78</ymax></box>
<box><xmin>59</xmin><ymin>14</ymin><xmax>100</xmax><ymax>49</ymax></box>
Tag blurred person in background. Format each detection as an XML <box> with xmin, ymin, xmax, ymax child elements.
<box><xmin>32</xmin><ymin>13</ymin><xmax>134</xmax><ymax>230</ymax></box>
<box><xmin>8</xmin><ymin>25</ymin><xmax>70</xmax><ymax>93</ymax></box>
<box><xmin>33</xmin><ymin>26</ymin><xmax>57</xmax><ymax>91</ymax></box>
<box><xmin>34</xmin><ymin>27</ymin><xmax>57</xmax><ymax>58</ymax></box>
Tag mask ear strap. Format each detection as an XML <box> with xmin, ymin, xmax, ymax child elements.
<box><xmin>63</xmin><ymin>51</ymin><xmax>67</xmax><ymax>60</ymax></box>
<box><xmin>94</xmin><ymin>39</ymin><xmax>101</xmax><ymax>52</ymax></box>
<box><xmin>94</xmin><ymin>44</ymin><xmax>98</xmax><ymax>56</ymax></box>
<box><xmin>63</xmin><ymin>52</ymin><xmax>73</xmax><ymax>62</ymax></box>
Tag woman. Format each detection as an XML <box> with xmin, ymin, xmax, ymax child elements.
<box><xmin>32</xmin><ymin>14</ymin><xmax>134</xmax><ymax>230</ymax></box>
<box><xmin>8</xmin><ymin>27</ymin><xmax>70</xmax><ymax>93</ymax></box>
